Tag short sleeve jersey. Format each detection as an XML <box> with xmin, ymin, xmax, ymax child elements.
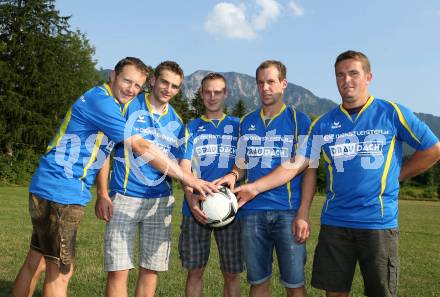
<box><xmin>238</xmin><ymin>105</ymin><xmax>311</xmax><ymax>215</ymax></box>
<box><xmin>181</xmin><ymin>114</ymin><xmax>240</xmax><ymax>217</ymax></box>
<box><xmin>302</xmin><ymin>96</ymin><xmax>439</xmax><ymax>229</ymax></box>
<box><xmin>109</xmin><ymin>93</ymin><xmax>185</xmax><ymax>198</ymax></box>
<box><xmin>29</xmin><ymin>84</ymin><xmax>127</xmax><ymax>206</ymax></box>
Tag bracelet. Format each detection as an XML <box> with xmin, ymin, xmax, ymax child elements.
<box><xmin>228</xmin><ymin>171</ymin><xmax>239</xmax><ymax>181</ymax></box>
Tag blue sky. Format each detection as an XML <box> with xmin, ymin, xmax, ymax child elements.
<box><xmin>56</xmin><ymin>0</ymin><xmax>440</xmax><ymax>116</ymax></box>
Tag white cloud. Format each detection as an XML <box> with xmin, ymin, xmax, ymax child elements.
<box><xmin>252</xmin><ymin>0</ymin><xmax>281</xmax><ymax>30</ymax></box>
<box><xmin>289</xmin><ymin>0</ymin><xmax>304</xmax><ymax>17</ymax></box>
<box><xmin>205</xmin><ymin>2</ymin><xmax>256</xmax><ymax>40</ymax></box>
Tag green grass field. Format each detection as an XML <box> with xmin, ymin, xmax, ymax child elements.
<box><xmin>1</xmin><ymin>186</ymin><xmax>439</xmax><ymax>296</ymax></box>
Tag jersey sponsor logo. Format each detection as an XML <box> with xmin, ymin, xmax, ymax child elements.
<box><xmin>197</xmin><ymin>125</ymin><xmax>206</xmax><ymax>132</ymax></box>
<box><xmin>331</xmin><ymin>121</ymin><xmax>341</xmax><ymax>129</ymax></box>
<box><xmin>195</xmin><ymin>144</ymin><xmax>236</xmax><ymax>156</ymax></box>
<box><xmin>323</xmin><ymin>134</ymin><xmax>335</xmax><ymax>142</ymax></box>
<box><xmin>136</xmin><ymin>115</ymin><xmax>146</xmax><ymax>123</ymax></box>
<box><xmin>246</xmin><ymin>146</ymin><xmax>289</xmax><ymax>158</ymax></box>
<box><xmin>329</xmin><ymin>140</ymin><xmax>384</xmax><ymax>158</ymax></box>
<box><xmin>248</xmin><ymin>124</ymin><xmax>256</xmax><ymax>131</ymax></box>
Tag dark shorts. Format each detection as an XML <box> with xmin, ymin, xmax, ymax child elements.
<box><xmin>311</xmin><ymin>225</ymin><xmax>399</xmax><ymax>297</ymax></box>
<box><xmin>29</xmin><ymin>193</ymin><xmax>85</xmax><ymax>274</ymax></box>
<box><xmin>178</xmin><ymin>215</ymin><xmax>244</xmax><ymax>273</ymax></box>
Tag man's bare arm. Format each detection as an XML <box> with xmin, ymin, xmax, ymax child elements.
<box><xmin>179</xmin><ymin>159</ymin><xmax>208</xmax><ymax>224</ymax></box>
<box><xmin>95</xmin><ymin>157</ymin><xmax>113</xmax><ymax>222</ymax></box>
<box><xmin>233</xmin><ymin>155</ymin><xmax>310</xmax><ymax>207</ymax></box>
<box><xmin>214</xmin><ymin>162</ymin><xmax>247</xmax><ymax>191</ymax></box>
<box><xmin>127</xmin><ymin>135</ymin><xmax>217</xmax><ymax>196</ymax></box>
<box><xmin>292</xmin><ymin>167</ymin><xmax>317</xmax><ymax>243</ymax></box>
<box><xmin>399</xmin><ymin>142</ymin><xmax>440</xmax><ymax>182</ymax></box>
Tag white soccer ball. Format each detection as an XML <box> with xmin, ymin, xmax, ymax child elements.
<box><xmin>201</xmin><ymin>186</ymin><xmax>238</xmax><ymax>228</ymax></box>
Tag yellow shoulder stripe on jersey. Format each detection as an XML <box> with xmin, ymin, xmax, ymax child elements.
<box><xmin>239</xmin><ymin>111</ymin><xmax>253</xmax><ymax>124</ymax></box>
<box><xmin>378</xmin><ymin>135</ymin><xmax>396</xmax><ymax>218</ymax></box>
<box><xmin>145</xmin><ymin>94</ymin><xmax>169</xmax><ymax>121</ymax></box>
<box><xmin>174</xmin><ymin>110</ymin><xmax>184</xmax><ymax>124</ymax></box>
<box><xmin>145</xmin><ymin>93</ymin><xmax>153</xmax><ymax>114</ymax></box>
<box><xmin>339</xmin><ymin>105</ymin><xmax>352</xmax><ymax>122</ymax></box>
<box><xmin>80</xmin><ymin>131</ymin><xmax>104</xmax><ymax>180</ymax></box>
<box><xmin>322</xmin><ymin>149</ymin><xmax>335</xmax><ymax>212</ymax></box>
<box><xmin>298</xmin><ymin>114</ymin><xmax>324</xmax><ymax>151</ymax></box>
<box><xmin>292</xmin><ymin>107</ymin><xmax>298</xmax><ymax>151</ymax></box>
<box><xmin>165</xmin><ymin>180</ymin><xmax>172</xmax><ymax>192</ymax></box>
<box><xmin>184</xmin><ymin>126</ymin><xmax>189</xmax><ymax>152</ymax></box>
<box><xmin>102</xmin><ymin>83</ymin><xmax>120</xmax><ymax>105</ymax></box>
<box><xmin>46</xmin><ymin>108</ymin><xmax>73</xmax><ymax>154</ymax></box>
<box><xmin>122</xmin><ymin>96</ymin><xmax>137</xmax><ymax>116</ymax></box>
<box><xmin>103</xmin><ymin>83</ymin><xmax>113</xmax><ymax>97</ymax></box>
<box><xmin>123</xmin><ymin>146</ymin><xmax>130</xmax><ymax>192</ymax></box>
<box><xmin>192</xmin><ymin>157</ymin><xmax>200</xmax><ymax>178</ymax></box>
<box><xmin>354</xmin><ymin>96</ymin><xmax>374</xmax><ymax>121</ymax></box>
<box><xmin>339</xmin><ymin>95</ymin><xmax>374</xmax><ymax>122</ymax></box>
<box><xmin>260</xmin><ymin>104</ymin><xmax>286</xmax><ymax>128</ymax></box>
<box><xmin>287</xmin><ymin>182</ymin><xmax>292</xmax><ymax>208</ymax></box>
<box><xmin>387</xmin><ymin>100</ymin><xmax>420</xmax><ymax>144</ymax></box>
<box><xmin>201</xmin><ymin>113</ymin><xmax>226</xmax><ymax>128</ymax></box>
<box><xmin>307</xmin><ymin>114</ymin><xmax>324</xmax><ymax>136</ymax></box>
<box><xmin>120</xmin><ymin>95</ymin><xmax>142</xmax><ymax>192</ymax></box>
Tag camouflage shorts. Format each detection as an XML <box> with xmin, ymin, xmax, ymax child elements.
<box><xmin>29</xmin><ymin>193</ymin><xmax>85</xmax><ymax>274</ymax></box>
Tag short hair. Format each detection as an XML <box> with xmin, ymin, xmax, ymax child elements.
<box><xmin>256</xmin><ymin>60</ymin><xmax>287</xmax><ymax>81</ymax></box>
<box><xmin>154</xmin><ymin>61</ymin><xmax>184</xmax><ymax>80</ymax></box>
<box><xmin>114</xmin><ymin>57</ymin><xmax>149</xmax><ymax>78</ymax></box>
<box><xmin>200</xmin><ymin>72</ymin><xmax>227</xmax><ymax>93</ymax></box>
<box><xmin>335</xmin><ymin>50</ymin><xmax>371</xmax><ymax>73</ymax></box>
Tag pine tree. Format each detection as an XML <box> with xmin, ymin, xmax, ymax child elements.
<box><xmin>231</xmin><ymin>99</ymin><xmax>247</xmax><ymax>118</ymax></box>
<box><xmin>0</xmin><ymin>0</ymin><xmax>100</xmax><ymax>153</ymax></box>
<box><xmin>170</xmin><ymin>92</ymin><xmax>190</xmax><ymax>124</ymax></box>
<box><xmin>189</xmin><ymin>91</ymin><xmax>205</xmax><ymax>119</ymax></box>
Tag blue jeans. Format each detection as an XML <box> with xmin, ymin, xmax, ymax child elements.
<box><xmin>240</xmin><ymin>211</ymin><xmax>306</xmax><ymax>288</ymax></box>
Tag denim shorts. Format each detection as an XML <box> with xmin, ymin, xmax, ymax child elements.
<box><xmin>240</xmin><ymin>210</ymin><xmax>306</xmax><ymax>288</ymax></box>
<box><xmin>29</xmin><ymin>193</ymin><xmax>85</xmax><ymax>274</ymax></box>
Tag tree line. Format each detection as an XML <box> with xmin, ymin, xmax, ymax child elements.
<box><xmin>0</xmin><ymin>0</ymin><xmax>438</xmax><ymax>200</ymax></box>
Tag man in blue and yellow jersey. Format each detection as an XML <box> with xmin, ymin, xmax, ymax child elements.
<box><xmin>178</xmin><ymin>73</ymin><xmax>244</xmax><ymax>297</ymax></box>
<box><xmin>307</xmin><ymin>51</ymin><xmax>439</xmax><ymax>297</ymax></box>
<box><xmin>234</xmin><ymin>51</ymin><xmax>440</xmax><ymax>297</ymax></box>
<box><xmin>95</xmin><ymin>61</ymin><xmax>189</xmax><ymax>297</ymax></box>
<box><xmin>13</xmin><ymin>58</ymin><xmax>216</xmax><ymax>297</ymax></box>
<box><xmin>216</xmin><ymin>61</ymin><xmax>311</xmax><ymax>297</ymax></box>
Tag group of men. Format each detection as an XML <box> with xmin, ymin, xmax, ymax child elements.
<box><xmin>11</xmin><ymin>50</ymin><xmax>440</xmax><ymax>297</ymax></box>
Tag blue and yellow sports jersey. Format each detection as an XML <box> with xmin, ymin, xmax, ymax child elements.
<box><xmin>181</xmin><ymin>114</ymin><xmax>240</xmax><ymax>217</ymax></box>
<box><xmin>238</xmin><ymin>104</ymin><xmax>311</xmax><ymax>214</ymax></box>
<box><xmin>303</xmin><ymin>96</ymin><xmax>439</xmax><ymax>229</ymax></box>
<box><xmin>29</xmin><ymin>84</ymin><xmax>127</xmax><ymax>206</ymax></box>
<box><xmin>109</xmin><ymin>93</ymin><xmax>185</xmax><ymax>198</ymax></box>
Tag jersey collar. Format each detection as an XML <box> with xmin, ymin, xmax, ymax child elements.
<box><xmin>102</xmin><ymin>83</ymin><xmax>120</xmax><ymax>105</ymax></box>
<box><xmin>145</xmin><ymin>93</ymin><xmax>169</xmax><ymax>121</ymax></box>
<box><xmin>339</xmin><ymin>96</ymin><xmax>374</xmax><ymax>122</ymax></box>
<box><xmin>200</xmin><ymin>113</ymin><xmax>226</xmax><ymax>128</ymax></box>
<box><xmin>260</xmin><ymin>103</ymin><xmax>286</xmax><ymax>128</ymax></box>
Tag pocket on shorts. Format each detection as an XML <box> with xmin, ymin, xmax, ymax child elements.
<box><xmin>29</xmin><ymin>194</ymin><xmax>46</xmax><ymax>221</ymax></box>
<box><xmin>388</xmin><ymin>257</ymin><xmax>399</xmax><ymax>297</ymax></box>
<box><xmin>59</xmin><ymin>205</ymin><xmax>85</xmax><ymax>265</ymax></box>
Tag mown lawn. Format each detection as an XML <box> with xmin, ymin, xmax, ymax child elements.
<box><xmin>1</xmin><ymin>186</ymin><xmax>439</xmax><ymax>296</ymax></box>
